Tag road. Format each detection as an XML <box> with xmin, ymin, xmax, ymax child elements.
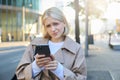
<box><xmin>0</xmin><ymin>46</ymin><xmax>26</xmax><ymax>80</ymax></box>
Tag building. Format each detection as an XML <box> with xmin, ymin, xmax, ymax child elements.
<box><xmin>0</xmin><ymin>0</ymin><xmax>41</xmax><ymax>42</ymax></box>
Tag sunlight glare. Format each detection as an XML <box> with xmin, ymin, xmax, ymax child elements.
<box><xmin>105</xmin><ymin>2</ymin><xmax>120</xmax><ymax>19</ymax></box>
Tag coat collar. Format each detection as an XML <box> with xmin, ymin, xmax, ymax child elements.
<box><xmin>31</xmin><ymin>36</ymin><xmax>79</xmax><ymax>55</ymax></box>
<box><xmin>62</xmin><ymin>36</ymin><xmax>79</xmax><ymax>55</ymax></box>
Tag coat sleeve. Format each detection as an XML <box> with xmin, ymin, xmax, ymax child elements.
<box><xmin>64</xmin><ymin>46</ymin><xmax>87</xmax><ymax>80</ymax></box>
<box><xmin>16</xmin><ymin>44</ymin><xmax>35</xmax><ymax>80</ymax></box>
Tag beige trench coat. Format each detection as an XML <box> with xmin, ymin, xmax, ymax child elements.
<box><xmin>16</xmin><ymin>36</ymin><xmax>87</xmax><ymax>80</ymax></box>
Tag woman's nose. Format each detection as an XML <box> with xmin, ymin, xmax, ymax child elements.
<box><xmin>51</xmin><ymin>26</ymin><xmax>56</xmax><ymax>31</ymax></box>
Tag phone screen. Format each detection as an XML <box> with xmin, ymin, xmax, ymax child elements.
<box><xmin>35</xmin><ymin>45</ymin><xmax>50</xmax><ymax>57</ymax></box>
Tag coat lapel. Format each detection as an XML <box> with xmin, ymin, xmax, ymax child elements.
<box><xmin>54</xmin><ymin>49</ymin><xmax>64</xmax><ymax>64</ymax></box>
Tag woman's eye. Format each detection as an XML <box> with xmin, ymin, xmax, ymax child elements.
<box><xmin>53</xmin><ymin>23</ymin><xmax>59</xmax><ymax>26</ymax></box>
<box><xmin>46</xmin><ymin>24</ymin><xmax>50</xmax><ymax>28</ymax></box>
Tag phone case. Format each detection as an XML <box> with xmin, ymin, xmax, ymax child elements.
<box><xmin>35</xmin><ymin>45</ymin><xmax>50</xmax><ymax>57</ymax></box>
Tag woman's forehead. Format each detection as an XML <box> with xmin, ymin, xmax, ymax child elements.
<box><xmin>44</xmin><ymin>17</ymin><xmax>61</xmax><ymax>23</ymax></box>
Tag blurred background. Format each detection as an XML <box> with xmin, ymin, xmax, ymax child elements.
<box><xmin>0</xmin><ymin>0</ymin><xmax>120</xmax><ymax>80</ymax></box>
<box><xmin>0</xmin><ymin>0</ymin><xmax>120</xmax><ymax>43</ymax></box>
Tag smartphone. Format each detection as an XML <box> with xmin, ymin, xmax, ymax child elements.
<box><xmin>35</xmin><ymin>44</ymin><xmax>50</xmax><ymax>57</ymax></box>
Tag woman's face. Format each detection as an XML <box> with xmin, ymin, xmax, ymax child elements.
<box><xmin>44</xmin><ymin>17</ymin><xmax>65</xmax><ymax>42</ymax></box>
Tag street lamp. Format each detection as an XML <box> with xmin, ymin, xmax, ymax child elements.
<box><xmin>22</xmin><ymin>0</ymin><xmax>33</xmax><ymax>41</ymax></box>
<box><xmin>85</xmin><ymin>0</ymin><xmax>89</xmax><ymax>57</ymax></box>
<box><xmin>22</xmin><ymin>1</ymin><xmax>25</xmax><ymax>41</ymax></box>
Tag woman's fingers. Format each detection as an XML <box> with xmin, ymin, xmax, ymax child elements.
<box><xmin>35</xmin><ymin>54</ymin><xmax>45</xmax><ymax>59</ymax></box>
<box><xmin>34</xmin><ymin>54</ymin><xmax>58</xmax><ymax>69</ymax></box>
<box><xmin>35</xmin><ymin>54</ymin><xmax>51</xmax><ymax>67</ymax></box>
<box><xmin>37</xmin><ymin>58</ymin><xmax>51</xmax><ymax>64</ymax></box>
<box><xmin>44</xmin><ymin>60</ymin><xmax>58</xmax><ymax>70</ymax></box>
<box><xmin>50</xmin><ymin>55</ymin><xmax>55</xmax><ymax>61</ymax></box>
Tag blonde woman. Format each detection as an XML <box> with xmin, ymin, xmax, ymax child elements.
<box><xmin>16</xmin><ymin>7</ymin><xmax>87</xmax><ymax>80</ymax></box>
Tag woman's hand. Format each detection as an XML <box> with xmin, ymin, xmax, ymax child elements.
<box><xmin>35</xmin><ymin>54</ymin><xmax>52</xmax><ymax>68</ymax></box>
<box><xmin>44</xmin><ymin>60</ymin><xmax>58</xmax><ymax>70</ymax></box>
<box><xmin>44</xmin><ymin>55</ymin><xmax>58</xmax><ymax>70</ymax></box>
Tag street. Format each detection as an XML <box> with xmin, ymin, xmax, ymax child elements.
<box><xmin>0</xmin><ymin>46</ymin><xmax>26</xmax><ymax>80</ymax></box>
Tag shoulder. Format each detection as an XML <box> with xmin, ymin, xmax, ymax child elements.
<box><xmin>63</xmin><ymin>36</ymin><xmax>82</xmax><ymax>54</ymax></box>
<box><xmin>65</xmin><ymin>36</ymin><xmax>81</xmax><ymax>47</ymax></box>
<box><xmin>30</xmin><ymin>37</ymin><xmax>48</xmax><ymax>45</ymax></box>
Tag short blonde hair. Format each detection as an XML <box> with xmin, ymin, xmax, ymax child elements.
<box><xmin>41</xmin><ymin>7</ymin><xmax>69</xmax><ymax>39</ymax></box>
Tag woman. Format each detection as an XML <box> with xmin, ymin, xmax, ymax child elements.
<box><xmin>16</xmin><ymin>7</ymin><xmax>87</xmax><ymax>80</ymax></box>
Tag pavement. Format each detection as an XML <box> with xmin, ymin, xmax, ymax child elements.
<box><xmin>0</xmin><ymin>41</ymin><xmax>29</xmax><ymax>47</ymax></box>
<box><xmin>86</xmin><ymin>39</ymin><xmax>120</xmax><ymax>80</ymax></box>
<box><xmin>0</xmin><ymin>39</ymin><xmax>120</xmax><ymax>80</ymax></box>
<box><xmin>0</xmin><ymin>41</ymin><xmax>29</xmax><ymax>51</ymax></box>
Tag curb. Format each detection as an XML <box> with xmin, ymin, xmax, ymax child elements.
<box><xmin>0</xmin><ymin>46</ymin><xmax>26</xmax><ymax>51</ymax></box>
<box><xmin>0</xmin><ymin>41</ymin><xmax>29</xmax><ymax>51</ymax></box>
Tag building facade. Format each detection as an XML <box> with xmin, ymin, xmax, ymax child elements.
<box><xmin>0</xmin><ymin>0</ymin><xmax>41</xmax><ymax>42</ymax></box>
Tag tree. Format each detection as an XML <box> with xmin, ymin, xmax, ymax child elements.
<box><xmin>68</xmin><ymin>0</ymin><xmax>108</xmax><ymax>18</ymax></box>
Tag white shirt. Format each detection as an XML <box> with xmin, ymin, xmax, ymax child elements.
<box><xmin>32</xmin><ymin>40</ymin><xmax>64</xmax><ymax>80</ymax></box>
<box><xmin>48</xmin><ymin>40</ymin><xmax>64</xmax><ymax>54</ymax></box>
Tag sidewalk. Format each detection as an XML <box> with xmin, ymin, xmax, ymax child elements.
<box><xmin>0</xmin><ymin>41</ymin><xmax>29</xmax><ymax>51</ymax></box>
<box><xmin>0</xmin><ymin>41</ymin><xmax>29</xmax><ymax>47</ymax></box>
<box><xmin>86</xmin><ymin>39</ymin><xmax>120</xmax><ymax>80</ymax></box>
